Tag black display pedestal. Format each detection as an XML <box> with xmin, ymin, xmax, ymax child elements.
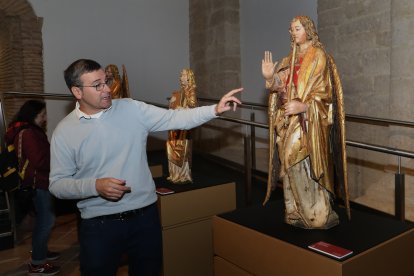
<box><xmin>213</xmin><ymin>200</ymin><xmax>414</xmax><ymax>276</ymax></box>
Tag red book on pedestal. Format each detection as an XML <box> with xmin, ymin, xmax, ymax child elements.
<box><xmin>156</xmin><ymin>187</ymin><xmax>175</xmax><ymax>195</ymax></box>
<box><xmin>308</xmin><ymin>241</ymin><xmax>353</xmax><ymax>259</ymax></box>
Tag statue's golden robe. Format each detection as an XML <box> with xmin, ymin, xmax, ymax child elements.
<box><xmin>265</xmin><ymin>46</ymin><xmax>348</xmax><ymax>229</ymax></box>
<box><xmin>166</xmin><ymin>88</ymin><xmax>197</xmax><ymax>184</ymax></box>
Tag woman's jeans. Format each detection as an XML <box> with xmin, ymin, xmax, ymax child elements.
<box><xmin>31</xmin><ymin>189</ymin><xmax>55</xmax><ymax>264</ymax></box>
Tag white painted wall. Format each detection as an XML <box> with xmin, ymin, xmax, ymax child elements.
<box><xmin>240</xmin><ymin>0</ymin><xmax>317</xmax><ymax>104</ymax></box>
<box><xmin>26</xmin><ymin>0</ymin><xmax>317</xmax><ymax>144</ymax></box>
<box><xmin>28</xmin><ymin>0</ymin><xmax>189</xmax><ymax>137</ymax></box>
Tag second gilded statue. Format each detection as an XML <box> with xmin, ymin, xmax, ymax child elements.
<box><xmin>166</xmin><ymin>69</ymin><xmax>198</xmax><ymax>184</ymax></box>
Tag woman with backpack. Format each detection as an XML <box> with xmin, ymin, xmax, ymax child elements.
<box><xmin>5</xmin><ymin>100</ymin><xmax>60</xmax><ymax>275</ymax></box>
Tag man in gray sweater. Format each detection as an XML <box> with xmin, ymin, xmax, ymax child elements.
<box><xmin>49</xmin><ymin>58</ymin><xmax>242</xmax><ymax>275</ymax></box>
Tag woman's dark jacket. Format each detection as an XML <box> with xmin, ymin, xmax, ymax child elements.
<box><xmin>5</xmin><ymin>122</ymin><xmax>50</xmax><ymax>190</ymax></box>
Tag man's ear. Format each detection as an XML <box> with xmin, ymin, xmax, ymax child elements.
<box><xmin>71</xmin><ymin>86</ymin><xmax>82</xmax><ymax>100</ymax></box>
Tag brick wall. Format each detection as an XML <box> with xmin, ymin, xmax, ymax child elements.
<box><xmin>0</xmin><ymin>0</ymin><xmax>43</xmax><ymax>125</ymax></box>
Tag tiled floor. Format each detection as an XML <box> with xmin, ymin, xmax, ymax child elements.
<box><xmin>0</xmin><ymin>212</ymin><xmax>131</xmax><ymax>276</ymax></box>
<box><xmin>1</xmin><ymin>213</ymin><xmax>78</xmax><ymax>275</ymax></box>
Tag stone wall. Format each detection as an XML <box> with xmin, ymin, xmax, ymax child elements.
<box><xmin>189</xmin><ymin>0</ymin><xmax>242</xmax><ymax>155</ymax></box>
<box><xmin>318</xmin><ymin>0</ymin><xmax>414</xmax><ymax>220</ymax></box>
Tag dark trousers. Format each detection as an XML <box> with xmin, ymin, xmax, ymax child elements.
<box><xmin>79</xmin><ymin>203</ymin><xmax>162</xmax><ymax>276</ymax></box>
<box><xmin>32</xmin><ymin>189</ymin><xmax>55</xmax><ymax>264</ymax></box>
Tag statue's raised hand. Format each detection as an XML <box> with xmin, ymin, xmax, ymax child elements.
<box><xmin>262</xmin><ymin>51</ymin><xmax>278</xmax><ymax>80</ymax></box>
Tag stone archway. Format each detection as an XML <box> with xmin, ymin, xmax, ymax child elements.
<box><xmin>0</xmin><ymin>0</ymin><xmax>43</xmax><ymax>121</ymax></box>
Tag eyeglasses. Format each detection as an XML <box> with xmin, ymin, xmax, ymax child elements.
<box><xmin>77</xmin><ymin>79</ymin><xmax>112</xmax><ymax>91</ymax></box>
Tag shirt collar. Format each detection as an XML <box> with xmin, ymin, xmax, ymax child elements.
<box><xmin>75</xmin><ymin>102</ymin><xmax>112</xmax><ymax>120</ymax></box>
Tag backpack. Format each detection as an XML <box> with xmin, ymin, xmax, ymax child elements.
<box><xmin>0</xmin><ymin>130</ymin><xmax>28</xmax><ymax>192</ymax></box>
<box><xmin>0</xmin><ymin>143</ymin><xmax>20</xmax><ymax>191</ymax></box>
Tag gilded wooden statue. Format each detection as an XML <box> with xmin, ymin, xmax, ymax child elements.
<box><xmin>166</xmin><ymin>69</ymin><xmax>198</xmax><ymax>184</ymax></box>
<box><xmin>105</xmin><ymin>64</ymin><xmax>130</xmax><ymax>99</ymax></box>
<box><xmin>262</xmin><ymin>15</ymin><xmax>350</xmax><ymax>229</ymax></box>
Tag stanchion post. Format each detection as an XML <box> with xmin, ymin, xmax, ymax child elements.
<box><xmin>244</xmin><ymin>129</ymin><xmax>252</xmax><ymax>206</ymax></box>
<box><xmin>395</xmin><ymin>156</ymin><xmax>405</xmax><ymax>221</ymax></box>
<box><xmin>250</xmin><ymin>112</ymin><xmax>256</xmax><ymax>170</ymax></box>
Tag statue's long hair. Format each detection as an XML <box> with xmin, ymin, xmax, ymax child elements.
<box><xmin>289</xmin><ymin>15</ymin><xmax>324</xmax><ymax>50</ymax></box>
<box><xmin>105</xmin><ymin>64</ymin><xmax>120</xmax><ymax>80</ymax></box>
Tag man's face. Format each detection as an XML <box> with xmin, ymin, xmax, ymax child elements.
<box><xmin>74</xmin><ymin>69</ymin><xmax>112</xmax><ymax>114</ymax></box>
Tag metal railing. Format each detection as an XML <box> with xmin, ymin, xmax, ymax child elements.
<box><xmin>1</xmin><ymin>91</ymin><xmax>413</xmax><ymax>221</ymax></box>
